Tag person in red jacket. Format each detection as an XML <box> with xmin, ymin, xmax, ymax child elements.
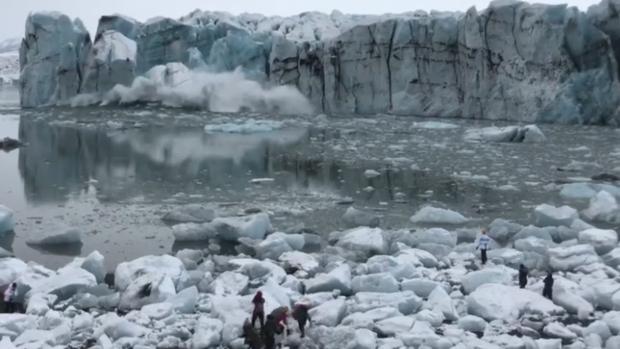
<box><xmin>251</xmin><ymin>291</ymin><xmax>265</xmax><ymax>328</ymax></box>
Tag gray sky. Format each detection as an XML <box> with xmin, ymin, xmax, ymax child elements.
<box><xmin>1</xmin><ymin>0</ymin><xmax>601</xmax><ymax>41</ymax></box>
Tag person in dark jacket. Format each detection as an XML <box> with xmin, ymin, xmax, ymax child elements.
<box><xmin>3</xmin><ymin>283</ymin><xmax>17</xmax><ymax>313</ymax></box>
<box><xmin>543</xmin><ymin>272</ymin><xmax>554</xmax><ymax>300</ymax></box>
<box><xmin>242</xmin><ymin>319</ymin><xmax>262</xmax><ymax>349</ymax></box>
<box><xmin>251</xmin><ymin>291</ymin><xmax>265</xmax><ymax>328</ymax></box>
<box><xmin>519</xmin><ymin>264</ymin><xmax>529</xmax><ymax>289</ymax></box>
<box><xmin>262</xmin><ymin>314</ymin><xmax>278</xmax><ymax>349</ymax></box>
<box><xmin>292</xmin><ymin>303</ymin><xmax>312</xmax><ymax>338</ymax></box>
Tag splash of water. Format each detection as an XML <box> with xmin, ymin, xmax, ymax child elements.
<box><xmin>71</xmin><ymin>64</ymin><xmax>314</xmax><ymax>115</ymax></box>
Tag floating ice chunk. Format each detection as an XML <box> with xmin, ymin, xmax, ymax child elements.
<box><xmin>549</xmin><ymin>244</ymin><xmax>600</xmax><ymax>271</ymax></box>
<box><xmin>0</xmin><ymin>258</ymin><xmax>27</xmax><ymax>288</ymax></box>
<box><xmin>550</xmin><ymin>280</ymin><xmax>594</xmax><ymax>316</ymax></box>
<box><xmin>342</xmin><ymin>207</ymin><xmax>380</xmax><ymax>228</ymax></box>
<box><xmin>464</xmin><ymin>125</ymin><xmax>546</xmax><ymax>143</ymax></box>
<box><xmin>115</xmin><ymin>255</ymin><xmax>189</xmax><ymax>291</ymax></box>
<box><xmin>603</xmin><ymin>248</ymin><xmax>620</xmax><ymax>269</ymax></box>
<box><xmin>162</xmin><ymin>204</ymin><xmax>215</xmax><ymax>223</ymax></box>
<box><xmin>168</xmin><ymin>286</ymin><xmax>198</xmax><ymax>313</ymax></box>
<box><xmin>249</xmin><ymin>177</ymin><xmax>275</xmax><ymax>184</ymax></box>
<box><xmin>229</xmin><ymin>258</ymin><xmax>286</xmax><ymax>283</ymax></box>
<box><xmin>172</xmin><ymin>222</ymin><xmax>217</xmax><ymax>241</ymax></box>
<box><xmin>30</xmin><ymin>267</ymin><xmax>97</xmax><ymax>301</ymax></box>
<box><xmin>305</xmin><ymin>264</ymin><xmax>351</xmax><ymax>295</ymax></box>
<box><xmin>584</xmin><ymin>321</ymin><xmax>612</xmax><ymax>342</ymax></box>
<box><xmin>543</xmin><ymin>322</ymin><xmax>577</xmax><ymax>341</ymax></box>
<box><xmin>583</xmin><ymin>191</ymin><xmax>620</xmax><ymax>223</ymax></box>
<box><xmin>279</xmin><ymin>251</ymin><xmax>319</xmax><ymax>276</ymax></box>
<box><xmin>400</xmin><ymin>279</ymin><xmax>444</xmax><ymax>298</ymax></box>
<box><xmin>335</xmin><ymin>227</ymin><xmax>387</xmax><ymax>256</ymax></box>
<box><xmin>487</xmin><ymin>248</ymin><xmax>525</xmax><ymax>268</ymax></box>
<box><xmin>210</xmin><ymin>213</ymin><xmax>272</xmax><ymax>241</ymax></box>
<box><xmin>350</xmin><ymin>292</ymin><xmax>422</xmax><ymax>315</ymax></box>
<box><xmin>210</xmin><ymin>271</ymin><xmax>249</xmax><ymax>296</ymax></box>
<box><xmin>578</xmin><ymin>228</ymin><xmax>618</xmax><ymax>255</ymax></box>
<box><xmin>411</xmin><ymin>121</ymin><xmax>459</xmax><ymax>129</ymax></box>
<box><xmin>191</xmin><ymin>316</ymin><xmax>223</xmax><ymax>348</ymax></box>
<box><xmin>210</xmin><ymin>295</ymin><xmax>249</xmax><ymax>344</ymax></box>
<box><xmin>375</xmin><ymin>316</ymin><xmax>414</xmax><ymax>336</ymax></box>
<box><xmin>415</xmin><ymin>309</ymin><xmax>444</xmax><ymax>328</ymax></box>
<box><xmin>355</xmin><ymin>328</ymin><xmax>377</xmax><ymax>349</ymax></box>
<box><xmin>428</xmin><ymin>286</ymin><xmax>458</xmax><ymax>321</ymax></box>
<box><xmin>461</xmin><ymin>266</ymin><xmax>517</xmax><ymax>294</ymax></box>
<box><xmin>467</xmin><ymin>284</ymin><xmax>563</xmax><ymax>321</ymax></box>
<box><xmin>256</xmin><ymin>233</ymin><xmax>305</xmax><ymax>260</ymax></box>
<box><xmin>309</xmin><ymin>297</ymin><xmax>346</xmax><ymax>326</ymax></box>
<box><xmin>62</xmin><ymin>251</ymin><xmax>105</xmax><ymax>283</ymax></box>
<box><xmin>603</xmin><ymin>311</ymin><xmax>620</xmax><ymax>335</ymax></box>
<box><xmin>584</xmin><ymin>279</ymin><xmax>620</xmax><ymax>310</ymax></box>
<box><xmin>410</xmin><ymin>206</ymin><xmax>469</xmax><ymax>225</ymax></box>
<box><xmin>118</xmin><ymin>273</ymin><xmax>176</xmax><ymax>310</ymax></box>
<box><xmin>205</xmin><ymin>119</ymin><xmax>284</xmax><ymax>133</ymax></box>
<box><xmin>364</xmin><ymin>169</ymin><xmax>381</xmax><ymax>179</ymax></box>
<box><xmin>352</xmin><ymin>273</ymin><xmax>399</xmax><ymax>293</ymax></box>
<box><xmin>522</xmin><ymin>125</ymin><xmax>547</xmax><ymax>143</ymax></box>
<box><xmin>93</xmin><ymin>313</ymin><xmax>148</xmax><ymax>340</ymax></box>
<box><xmin>535</xmin><ymin>338</ymin><xmax>562</xmax><ymax>349</ymax></box>
<box><xmin>141</xmin><ymin>302</ymin><xmax>173</xmax><ymax>320</ymax></box>
<box><xmin>13</xmin><ymin>329</ymin><xmax>55</xmax><ymax>347</ymax></box>
<box><xmin>365</xmin><ymin>255</ymin><xmax>416</xmax><ymax>280</ymax></box>
<box><xmin>399</xmin><ymin>321</ymin><xmax>440</xmax><ymax>347</ymax></box>
<box><xmin>26</xmin><ymin>227</ymin><xmax>82</xmax><ymax>246</ymax></box>
<box><xmin>488</xmin><ymin>218</ymin><xmax>523</xmax><ymax>243</ymax></box>
<box><xmin>0</xmin><ymin>337</ymin><xmax>16</xmax><ymax>349</ymax></box>
<box><xmin>560</xmin><ymin>183</ymin><xmax>597</xmax><ymax>200</ymax></box>
<box><xmin>458</xmin><ymin>315</ymin><xmax>487</xmax><ymax>333</ymax></box>
<box><xmin>340</xmin><ymin>312</ymin><xmax>375</xmax><ymax>329</ymax></box>
<box><xmin>397</xmin><ymin>248</ymin><xmax>437</xmax><ymax>268</ymax></box>
<box><xmin>534</xmin><ymin>204</ymin><xmax>579</xmax><ymax>227</ymax></box>
<box><xmin>0</xmin><ymin>205</ymin><xmax>14</xmax><ymax>235</ymax></box>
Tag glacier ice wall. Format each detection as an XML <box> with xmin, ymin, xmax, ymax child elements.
<box><xmin>18</xmin><ymin>1</ymin><xmax>620</xmax><ymax>124</ymax></box>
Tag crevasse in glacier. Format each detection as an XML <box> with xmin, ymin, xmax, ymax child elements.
<box><xmin>18</xmin><ymin>1</ymin><xmax>620</xmax><ymax>124</ymax></box>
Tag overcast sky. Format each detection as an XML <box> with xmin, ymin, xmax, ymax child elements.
<box><xmin>0</xmin><ymin>0</ymin><xmax>601</xmax><ymax>41</ymax></box>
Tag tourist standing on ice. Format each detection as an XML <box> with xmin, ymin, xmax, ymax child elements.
<box><xmin>251</xmin><ymin>291</ymin><xmax>265</xmax><ymax>328</ymax></box>
<box><xmin>262</xmin><ymin>314</ymin><xmax>278</xmax><ymax>349</ymax></box>
<box><xmin>3</xmin><ymin>283</ymin><xmax>16</xmax><ymax>313</ymax></box>
<box><xmin>292</xmin><ymin>303</ymin><xmax>312</xmax><ymax>338</ymax></box>
<box><xmin>519</xmin><ymin>264</ymin><xmax>529</xmax><ymax>289</ymax></box>
<box><xmin>476</xmin><ymin>229</ymin><xmax>491</xmax><ymax>265</ymax></box>
<box><xmin>543</xmin><ymin>272</ymin><xmax>554</xmax><ymax>300</ymax></box>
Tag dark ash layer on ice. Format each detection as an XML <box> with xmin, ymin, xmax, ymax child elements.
<box><xmin>17</xmin><ymin>0</ymin><xmax>620</xmax><ymax>125</ymax></box>
<box><xmin>1</xmin><ymin>200</ymin><xmax>620</xmax><ymax>348</ymax></box>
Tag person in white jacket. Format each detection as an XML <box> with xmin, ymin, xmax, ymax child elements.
<box><xmin>476</xmin><ymin>229</ymin><xmax>491</xmax><ymax>265</ymax></box>
<box><xmin>3</xmin><ymin>283</ymin><xmax>16</xmax><ymax>313</ymax></box>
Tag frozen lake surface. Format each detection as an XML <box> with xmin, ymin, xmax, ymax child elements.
<box><xmin>1</xmin><ymin>87</ymin><xmax>619</xmax><ymax>270</ymax></box>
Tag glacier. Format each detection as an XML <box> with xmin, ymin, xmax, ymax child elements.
<box><xmin>17</xmin><ymin>1</ymin><xmax>620</xmax><ymax>124</ymax></box>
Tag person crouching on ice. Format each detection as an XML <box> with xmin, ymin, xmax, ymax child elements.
<box><xmin>251</xmin><ymin>291</ymin><xmax>265</xmax><ymax>328</ymax></box>
<box><xmin>292</xmin><ymin>303</ymin><xmax>311</xmax><ymax>338</ymax></box>
<box><xmin>270</xmin><ymin>306</ymin><xmax>289</xmax><ymax>348</ymax></box>
<box><xmin>476</xmin><ymin>229</ymin><xmax>491</xmax><ymax>265</ymax></box>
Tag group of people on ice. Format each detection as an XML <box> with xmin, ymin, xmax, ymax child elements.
<box><xmin>477</xmin><ymin>229</ymin><xmax>555</xmax><ymax>300</ymax></box>
<box><xmin>243</xmin><ymin>291</ymin><xmax>311</xmax><ymax>349</ymax></box>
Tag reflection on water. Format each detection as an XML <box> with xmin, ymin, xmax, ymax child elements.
<box><xmin>17</xmin><ymin>118</ymin><xmax>309</xmax><ymax>203</ymax></box>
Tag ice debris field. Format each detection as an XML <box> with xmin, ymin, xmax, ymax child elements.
<box><xmin>2</xmin><ymin>191</ymin><xmax>620</xmax><ymax>349</ymax></box>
